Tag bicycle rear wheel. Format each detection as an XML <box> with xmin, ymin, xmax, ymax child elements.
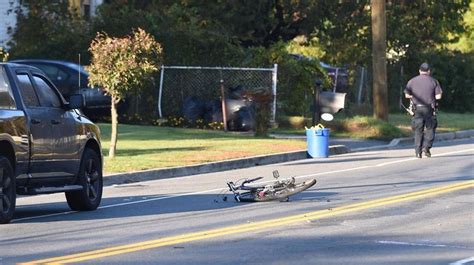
<box><xmin>251</xmin><ymin>179</ymin><xmax>317</xmax><ymax>202</ymax></box>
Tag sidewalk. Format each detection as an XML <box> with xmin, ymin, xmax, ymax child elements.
<box><xmin>103</xmin><ymin>130</ymin><xmax>474</xmax><ymax>186</ymax></box>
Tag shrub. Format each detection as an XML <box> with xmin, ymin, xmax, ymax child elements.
<box><xmin>330</xmin><ymin>116</ymin><xmax>406</xmax><ymax>140</ymax></box>
<box><xmin>243</xmin><ymin>42</ymin><xmax>331</xmax><ymax>117</ymax></box>
<box><xmin>277</xmin><ymin>116</ymin><xmax>308</xmax><ymax>129</ymax></box>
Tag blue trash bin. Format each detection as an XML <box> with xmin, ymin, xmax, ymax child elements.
<box><xmin>306</xmin><ymin>126</ymin><xmax>330</xmax><ymax>158</ymax></box>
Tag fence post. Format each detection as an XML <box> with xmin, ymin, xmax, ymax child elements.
<box><xmin>333</xmin><ymin>68</ymin><xmax>339</xmax><ymax>92</ymax></box>
<box><xmin>220</xmin><ymin>78</ymin><xmax>228</xmax><ymax>131</ymax></box>
<box><xmin>399</xmin><ymin>65</ymin><xmax>404</xmax><ymax>111</ymax></box>
<box><xmin>158</xmin><ymin>66</ymin><xmax>165</xmax><ymax>118</ymax></box>
<box><xmin>271</xmin><ymin>63</ymin><xmax>278</xmax><ymax>123</ymax></box>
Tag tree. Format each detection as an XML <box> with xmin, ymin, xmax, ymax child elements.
<box><xmin>88</xmin><ymin>28</ymin><xmax>163</xmax><ymax>158</ymax></box>
<box><xmin>92</xmin><ymin>1</ymin><xmax>242</xmax><ymax>66</ymax></box>
<box><xmin>7</xmin><ymin>0</ymin><xmax>92</xmax><ymax>62</ymax></box>
<box><xmin>92</xmin><ymin>1</ymin><xmax>329</xmax><ymax>66</ymax></box>
<box><xmin>9</xmin><ymin>1</ymin><xmax>470</xmax><ymax>117</ymax></box>
<box><xmin>311</xmin><ymin>1</ymin><xmax>372</xmax><ymax>65</ymax></box>
<box><xmin>371</xmin><ymin>0</ymin><xmax>388</xmax><ymax>121</ymax></box>
<box><xmin>311</xmin><ymin>1</ymin><xmax>469</xmax><ymax>112</ymax></box>
<box><xmin>448</xmin><ymin>1</ymin><xmax>474</xmax><ymax>53</ymax></box>
<box><xmin>0</xmin><ymin>47</ymin><xmax>8</xmax><ymax>62</ymax></box>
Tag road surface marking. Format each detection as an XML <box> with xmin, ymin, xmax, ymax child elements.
<box><xmin>12</xmin><ymin>148</ymin><xmax>474</xmax><ymax>223</ymax></box>
<box><xmin>377</xmin><ymin>240</ymin><xmax>469</xmax><ymax>249</ymax></box>
<box><xmin>450</xmin><ymin>257</ymin><xmax>474</xmax><ymax>265</ymax></box>
<box><xmin>20</xmin><ymin>180</ymin><xmax>474</xmax><ymax>264</ymax></box>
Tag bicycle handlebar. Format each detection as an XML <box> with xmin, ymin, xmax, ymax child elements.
<box><xmin>242</xmin><ymin>177</ymin><xmax>263</xmax><ymax>185</ymax></box>
<box><xmin>227</xmin><ymin>177</ymin><xmax>264</xmax><ymax>192</ymax></box>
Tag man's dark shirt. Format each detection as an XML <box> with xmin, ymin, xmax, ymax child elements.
<box><xmin>404</xmin><ymin>74</ymin><xmax>442</xmax><ymax>105</ymax></box>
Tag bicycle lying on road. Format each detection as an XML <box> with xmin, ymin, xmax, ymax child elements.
<box><xmin>226</xmin><ymin>170</ymin><xmax>317</xmax><ymax>202</ymax></box>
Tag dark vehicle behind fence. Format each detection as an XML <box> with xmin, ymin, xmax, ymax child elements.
<box><xmin>0</xmin><ymin>62</ymin><xmax>103</xmax><ymax>224</ymax></box>
<box><xmin>9</xmin><ymin>59</ymin><xmax>111</xmax><ymax>119</ymax></box>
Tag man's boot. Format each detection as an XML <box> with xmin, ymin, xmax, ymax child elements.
<box><xmin>423</xmin><ymin>148</ymin><xmax>431</xmax><ymax>158</ymax></box>
<box><xmin>415</xmin><ymin>151</ymin><xmax>422</xmax><ymax>159</ymax></box>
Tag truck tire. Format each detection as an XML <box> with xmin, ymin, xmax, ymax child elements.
<box><xmin>66</xmin><ymin>149</ymin><xmax>103</xmax><ymax>211</ymax></box>
<box><xmin>0</xmin><ymin>156</ymin><xmax>16</xmax><ymax>224</ymax></box>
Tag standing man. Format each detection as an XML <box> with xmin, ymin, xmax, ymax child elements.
<box><xmin>404</xmin><ymin>63</ymin><xmax>443</xmax><ymax>158</ymax></box>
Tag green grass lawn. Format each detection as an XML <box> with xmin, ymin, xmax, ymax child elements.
<box><xmin>99</xmin><ymin>124</ymin><xmax>306</xmax><ymax>174</ymax></box>
<box><xmin>389</xmin><ymin>112</ymin><xmax>474</xmax><ymax>133</ymax></box>
<box><xmin>99</xmin><ymin>112</ymin><xmax>473</xmax><ymax>174</ymax></box>
<box><xmin>272</xmin><ymin>112</ymin><xmax>474</xmax><ymax>137</ymax></box>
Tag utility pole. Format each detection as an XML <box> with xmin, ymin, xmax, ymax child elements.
<box><xmin>371</xmin><ymin>0</ymin><xmax>388</xmax><ymax>121</ymax></box>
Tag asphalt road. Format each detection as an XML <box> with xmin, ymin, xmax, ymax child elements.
<box><xmin>1</xmin><ymin>138</ymin><xmax>473</xmax><ymax>265</ymax></box>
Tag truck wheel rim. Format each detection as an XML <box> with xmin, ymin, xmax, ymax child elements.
<box><xmin>85</xmin><ymin>159</ymin><xmax>100</xmax><ymax>201</ymax></box>
<box><xmin>0</xmin><ymin>169</ymin><xmax>12</xmax><ymax>214</ymax></box>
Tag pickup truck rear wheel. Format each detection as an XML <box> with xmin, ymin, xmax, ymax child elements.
<box><xmin>66</xmin><ymin>149</ymin><xmax>103</xmax><ymax>211</ymax></box>
<box><xmin>0</xmin><ymin>156</ymin><xmax>16</xmax><ymax>224</ymax></box>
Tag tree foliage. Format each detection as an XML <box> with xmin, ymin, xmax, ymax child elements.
<box><xmin>386</xmin><ymin>1</ymin><xmax>470</xmax><ymax>64</ymax></box>
<box><xmin>423</xmin><ymin>50</ymin><xmax>474</xmax><ymax>113</ymax></box>
<box><xmin>7</xmin><ymin>0</ymin><xmax>92</xmax><ymax>61</ymax></box>
<box><xmin>88</xmin><ymin>28</ymin><xmax>162</xmax><ymax>102</ymax></box>
<box><xmin>448</xmin><ymin>1</ymin><xmax>474</xmax><ymax>53</ymax></box>
<box><xmin>6</xmin><ymin>0</ymin><xmax>472</xmax><ymax>114</ymax></box>
<box><xmin>91</xmin><ymin>1</ymin><xmax>241</xmax><ymax>66</ymax></box>
<box><xmin>0</xmin><ymin>47</ymin><xmax>8</xmax><ymax>62</ymax></box>
<box><xmin>244</xmin><ymin>42</ymin><xmax>330</xmax><ymax>116</ymax></box>
<box><xmin>88</xmin><ymin>28</ymin><xmax>163</xmax><ymax>157</ymax></box>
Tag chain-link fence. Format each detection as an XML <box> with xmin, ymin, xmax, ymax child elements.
<box><xmin>349</xmin><ymin>64</ymin><xmax>408</xmax><ymax>114</ymax></box>
<box><xmin>158</xmin><ymin>65</ymin><xmax>278</xmax><ymax>127</ymax></box>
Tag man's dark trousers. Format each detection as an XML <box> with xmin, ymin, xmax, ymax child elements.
<box><xmin>412</xmin><ymin>105</ymin><xmax>437</xmax><ymax>154</ymax></box>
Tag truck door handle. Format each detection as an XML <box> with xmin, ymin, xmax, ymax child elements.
<box><xmin>51</xmin><ymin>119</ymin><xmax>61</xmax><ymax>125</ymax></box>
<box><xmin>31</xmin><ymin>118</ymin><xmax>41</xmax><ymax>124</ymax></box>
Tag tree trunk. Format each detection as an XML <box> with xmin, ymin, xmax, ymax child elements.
<box><xmin>108</xmin><ymin>96</ymin><xmax>119</xmax><ymax>158</ymax></box>
<box><xmin>371</xmin><ymin>0</ymin><xmax>388</xmax><ymax>121</ymax></box>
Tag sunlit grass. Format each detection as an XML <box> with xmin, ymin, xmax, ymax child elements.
<box><xmin>272</xmin><ymin>112</ymin><xmax>474</xmax><ymax>136</ymax></box>
<box><xmin>99</xmin><ymin>124</ymin><xmax>306</xmax><ymax>174</ymax></box>
<box><xmin>99</xmin><ymin>112</ymin><xmax>473</xmax><ymax>174</ymax></box>
<box><xmin>389</xmin><ymin>112</ymin><xmax>474</xmax><ymax>133</ymax></box>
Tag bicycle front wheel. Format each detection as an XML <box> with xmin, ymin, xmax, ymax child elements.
<box><xmin>253</xmin><ymin>179</ymin><xmax>317</xmax><ymax>202</ymax></box>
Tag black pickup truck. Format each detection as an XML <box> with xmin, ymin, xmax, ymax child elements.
<box><xmin>0</xmin><ymin>63</ymin><xmax>103</xmax><ymax>224</ymax></box>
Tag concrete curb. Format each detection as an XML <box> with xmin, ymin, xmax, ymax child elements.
<box><xmin>104</xmin><ymin>145</ymin><xmax>349</xmax><ymax>186</ymax></box>
<box><xmin>104</xmin><ymin>130</ymin><xmax>474</xmax><ymax>186</ymax></box>
<box><xmin>350</xmin><ymin>129</ymin><xmax>474</xmax><ymax>152</ymax></box>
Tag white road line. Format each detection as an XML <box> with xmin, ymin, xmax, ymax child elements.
<box><xmin>296</xmin><ymin>149</ymin><xmax>474</xmax><ymax>179</ymax></box>
<box><xmin>12</xmin><ymin>189</ymin><xmax>224</xmax><ymax>223</ymax></box>
<box><xmin>377</xmin><ymin>240</ymin><xmax>469</xmax><ymax>249</ymax></box>
<box><xmin>12</xmin><ymin>211</ymin><xmax>75</xmax><ymax>222</ymax></box>
<box><xmin>450</xmin><ymin>257</ymin><xmax>474</xmax><ymax>265</ymax></box>
<box><xmin>12</xmin><ymin>148</ymin><xmax>474</xmax><ymax>223</ymax></box>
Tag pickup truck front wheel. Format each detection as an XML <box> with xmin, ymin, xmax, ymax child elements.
<box><xmin>66</xmin><ymin>149</ymin><xmax>103</xmax><ymax>211</ymax></box>
<box><xmin>0</xmin><ymin>156</ymin><xmax>16</xmax><ymax>224</ymax></box>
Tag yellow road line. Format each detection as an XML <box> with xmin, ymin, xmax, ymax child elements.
<box><xmin>21</xmin><ymin>180</ymin><xmax>474</xmax><ymax>265</ymax></box>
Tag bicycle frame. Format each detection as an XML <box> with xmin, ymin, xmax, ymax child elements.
<box><xmin>226</xmin><ymin>172</ymin><xmax>310</xmax><ymax>202</ymax></box>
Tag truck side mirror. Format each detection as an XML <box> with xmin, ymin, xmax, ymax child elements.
<box><xmin>67</xmin><ymin>94</ymin><xmax>85</xmax><ymax>110</ymax></box>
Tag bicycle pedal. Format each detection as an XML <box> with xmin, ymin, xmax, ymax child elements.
<box><xmin>272</xmin><ymin>170</ymin><xmax>280</xmax><ymax>179</ymax></box>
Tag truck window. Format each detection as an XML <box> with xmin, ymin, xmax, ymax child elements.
<box><xmin>0</xmin><ymin>67</ymin><xmax>16</xmax><ymax>109</ymax></box>
<box><xmin>16</xmin><ymin>73</ymin><xmax>40</xmax><ymax>108</ymax></box>
<box><xmin>33</xmin><ymin>75</ymin><xmax>61</xmax><ymax>108</ymax></box>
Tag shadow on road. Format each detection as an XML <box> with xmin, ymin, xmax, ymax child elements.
<box><xmin>11</xmin><ymin>188</ymin><xmax>334</xmax><ymax>224</ymax></box>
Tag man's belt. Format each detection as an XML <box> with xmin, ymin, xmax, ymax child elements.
<box><xmin>415</xmin><ymin>104</ymin><xmax>432</xmax><ymax>107</ymax></box>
